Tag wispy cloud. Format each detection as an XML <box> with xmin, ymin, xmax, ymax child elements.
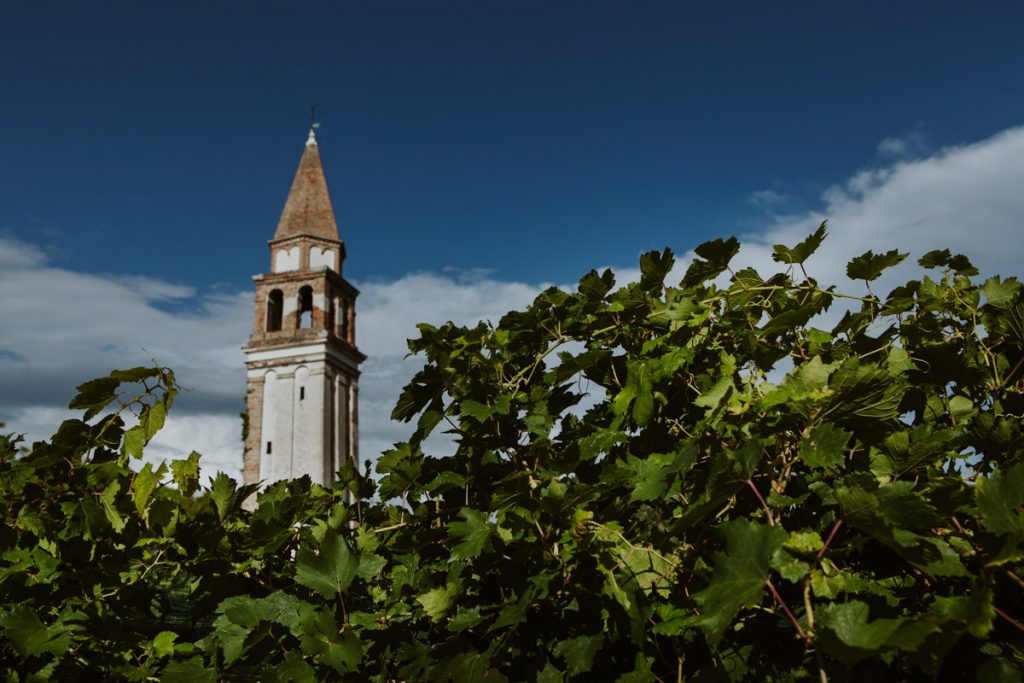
<box><xmin>748</xmin><ymin>189</ymin><xmax>788</xmax><ymax>210</ymax></box>
<box><xmin>876</xmin><ymin>122</ymin><xmax>931</xmax><ymax>160</ymax></box>
<box><xmin>0</xmin><ymin>234</ymin><xmax>46</xmax><ymax>268</ymax></box>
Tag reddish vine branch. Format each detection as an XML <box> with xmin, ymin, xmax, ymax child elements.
<box><xmin>816</xmin><ymin>519</ymin><xmax>844</xmax><ymax>562</ymax></box>
<box><xmin>746</xmin><ymin>479</ymin><xmax>776</xmax><ymax>527</ymax></box>
<box><xmin>767</xmin><ymin>578</ymin><xmax>811</xmax><ymax>646</ymax></box>
<box><xmin>994</xmin><ymin>606</ymin><xmax>1024</xmax><ymax>634</ymax></box>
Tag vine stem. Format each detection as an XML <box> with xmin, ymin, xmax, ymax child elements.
<box><xmin>337</xmin><ymin>590</ymin><xmax>349</xmax><ymax>626</ymax></box>
<box><xmin>994</xmin><ymin>606</ymin><xmax>1024</xmax><ymax>633</ymax></box>
<box><xmin>805</xmin><ymin>578</ymin><xmax>829</xmax><ymax>683</ymax></box>
<box><xmin>767</xmin><ymin>579</ymin><xmax>811</xmax><ymax>646</ymax></box>
<box><xmin>816</xmin><ymin>519</ymin><xmax>844</xmax><ymax>562</ymax></box>
<box><xmin>746</xmin><ymin>479</ymin><xmax>775</xmax><ymax>526</ymax></box>
<box><xmin>642</xmin><ymin>285</ymin><xmax>883</xmax><ymax>321</ymax></box>
<box><xmin>993</xmin><ymin>353</ymin><xmax>1024</xmax><ymax>395</ymax></box>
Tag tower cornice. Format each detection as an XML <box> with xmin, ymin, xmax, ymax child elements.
<box><xmin>252</xmin><ymin>267</ymin><xmax>359</xmax><ymax>296</ymax></box>
<box><xmin>242</xmin><ymin>337</ymin><xmax>366</xmax><ymax>371</ymax></box>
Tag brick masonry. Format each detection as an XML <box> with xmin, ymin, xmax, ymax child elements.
<box><xmin>241</xmin><ymin>129</ymin><xmax>364</xmax><ymax>498</ymax></box>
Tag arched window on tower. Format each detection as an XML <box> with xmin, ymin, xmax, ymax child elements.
<box><xmin>298</xmin><ymin>286</ymin><xmax>313</xmax><ymax>329</ymax></box>
<box><xmin>266</xmin><ymin>289</ymin><xmax>283</xmax><ymax>332</ymax></box>
<box><xmin>326</xmin><ymin>294</ymin><xmax>336</xmax><ymax>333</ymax></box>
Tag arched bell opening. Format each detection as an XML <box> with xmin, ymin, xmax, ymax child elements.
<box><xmin>297</xmin><ymin>286</ymin><xmax>314</xmax><ymax>329</ymax></box>
<box><xmin>266</xmin><ymin>289</ymin><xmax>283</xmax><ymax>332</ymax></box>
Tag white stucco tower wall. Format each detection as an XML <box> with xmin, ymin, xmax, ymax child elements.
<box><xmin>242</xmin><ymin>128</ymin><xmax>365</xmax><ymax>498</ymax></box>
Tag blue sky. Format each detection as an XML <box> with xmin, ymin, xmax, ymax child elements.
<box><xmin>4</xmin><ymin>2</ymin><xmax>1023</xmax><ymax>285</ymax></box>
<box><xmin>2</xmin><ymin>2</ymin><xmax>1023</xmax><ymax>477</ymax></box>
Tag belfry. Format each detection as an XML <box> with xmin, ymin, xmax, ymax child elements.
<box><xmin>242</xmin><ymin>128</ymin><xmax>364</xmax><ymax>491</ymax></box>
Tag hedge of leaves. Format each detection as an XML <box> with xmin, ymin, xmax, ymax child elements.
<box><xmin>2</xmin><ymin>229</ymin><xmax>1023</xmax><ymax>681</ymax></box>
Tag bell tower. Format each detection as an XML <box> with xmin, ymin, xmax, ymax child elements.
<box><xmin>242</xmin><ymin>128</ymin><xmax>364</xmax><ymax>490</ymax></box>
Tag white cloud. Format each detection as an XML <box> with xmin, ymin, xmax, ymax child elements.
<box><xmin>0</xmin><ymin>256</ymin><xmax>248</xmax><ymax>416</ymax></box>
<box><xmin>734</xmin><ymin>125</ymin><xmax>1024</xmax><ymax>295</ymax></box>
<box><xmin>357</xmin><ymin>272</ymin><xmax>548</xmax><ymax>358</ymax></box>
<box><xmin>3</xmin><ymin>123</ymin><xmax>1024</xmax><ymax>483</ymax></box>
<box><xmin>0</xmin><ymin>243</ymin><xmax>553</xmax><ymax>480</ymax></box>
<box><xmin>146</xmin><ymin>413</ymin><xmax>245</xmax><ymax>480</ymax></box>
<box><xmin>1</xmin><ymin>405</ymin><xmax>245</xmax><ymax>484</ymax></box>
<box><xmin>103</xmin><ymin>275</ymin><xmax>196</xmax><ymax>302</ymax></box>
<box><xmin>0</xmin><ymin>241</ymin><xmax>252</xmax><ymax>476</ymax></box>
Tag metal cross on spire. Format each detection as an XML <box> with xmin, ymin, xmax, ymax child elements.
<box><xmin>309</xmin><ymin>104</ymin><xmax>320</xmax><ymax>131</ymax></box>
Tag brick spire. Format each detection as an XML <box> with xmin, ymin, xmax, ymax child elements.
<box><xmin>273</xmin><ymin>128</ymin><xmax>340</xmax><ymax>241</ymax></box>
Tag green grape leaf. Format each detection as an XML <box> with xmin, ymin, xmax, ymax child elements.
<box><xmin>578</xmin><ymin>268</ymin><xmax>616</xmax><ymax>300</ymax></box>
<box><xmin>821</xmin><ymin>605</ymin><xmax>901</xmax><ymax>654</ymax></box>
<box><xmin>69</xmin><ymin>375</ymin><xmax>120</xmax><ymax>421</ymax></box>
<box><xmin>264</xmin><ymin>650</ymin><xmax>317</xmax><ymax>683</ymax></box>
<box><xmin>437</xmin><ymin>648</ymin><xmax>509</xmax><ymax>683</ymax></box>
<box><xmin>554</xmin><ymin>634</ymin><xmax>604</xmax><ymax>675</ymax></box>
<box><xmin>447</xmin><ymin>607</ymin><xmax>484</xmax><ymax>633</ymax></box>
<box><xmin>799</xmin><ymin>422</ymin><xmax>851</xmax><ymax>468</ymax></box>
<box><xmin>0</xmin><ymin>606</ymin><xmax>71</xmax><ymax>657</ymax></box>
<box><xmin>209</xmin><ymin>471</ymin><xmax>237</xmax><ymax>520</ymax></box>
<box><xmin>170</xmin><ymin>451</ymin><xmax>201</xmax><ymax>497</ymax></box>
<box><xmin>299</xmin><ymin>609</ymin><xmax>364</xmax><ymax>673</ymax></box>
<box><xmin>682</xmin><ymin>236</ymin><xmax>740</xmax><ymax>287</ymax></box>
<box><xmin>846</xmin><ymin>249</ymin><xmax>908</xmax><ymax>282</ymax></box>
<box><xmin>132</xmin><ymin>462</ymin><xmax>163</xmax><ymax>517</ymax></box>
<box><xmin>918</xmin><ymin>249</ymin><xmax>952</xmax><ymax>269</ymax></box>
<box><xmin>295</xmin><ymin>528</ymin><xmax>360</xmax><ymax>598</ymax></box>
<box><xmin>448</xmin><ymin>507</ymin><xmax>492</xmax><ymax>559</ymax></box>
<box><xmin>980</xmin><ymin>276</ymin><xmax>1021</xmax><ymax>309</ymax></box>
<box><xmin>417</xmin><ymin>583</ymin><xmax>457</xmax><ymax>622</ymax></box>
<box><xmin>976</xmin><ymin>463</ymin><xmax>1024</xmax><ymax>536</ymax></box>
<box><xmin>141</xmin><ymin>399</ymin><xmax>167</xmax><ymax>441</ymax></box>
<box><xmin>100</xmin><ymin>481</ymin><xmax>126</xmax><ymax>532</ymax></box>
<box><xmin>160</xmin><ymin>658</ymin><xmax>218</xmax><ymax>683</ymax></box>
<box><xmin>123</xmin><ymin>425</ymin><xmax>146</xmax><ymax>458</ymax></box>
<box><xmin>692</xmin><ymin>519</ymin><xmax>788</xmax><ymax>642</ymax></box>
<box><xmin>772</xmin><ymin>221</ymin><xmax>827</xmax><ymax>265</ymax></box>
<box><xmin>152</xmin><ymin>631</ymin><xmax>177</xmax><ymax>658</ymax></box>
<box><xmin>460</xmin><ymin>399</ymin><xmax>495</xmax><ymax>422</ymax></box>
<box><xmin>931</xmin><ymin>585</ymin><xmax>994</xmax><ymax>639</ymax></box>
<box><xmin>639</xmin><ymin>247</ymin><xmax>675</xmax><ymax>290</ymax></box>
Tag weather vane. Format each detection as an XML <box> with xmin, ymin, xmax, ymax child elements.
<box><xmin>310</xmin><ymin>105</ymin><xmax>320</xmax><ymax>130</ymax></box>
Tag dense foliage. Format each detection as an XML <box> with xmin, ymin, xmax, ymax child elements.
<box><xmin>2</xmin><ymin>229</ymin><xmax>1023</xmax><ymax>681</ymax></box>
